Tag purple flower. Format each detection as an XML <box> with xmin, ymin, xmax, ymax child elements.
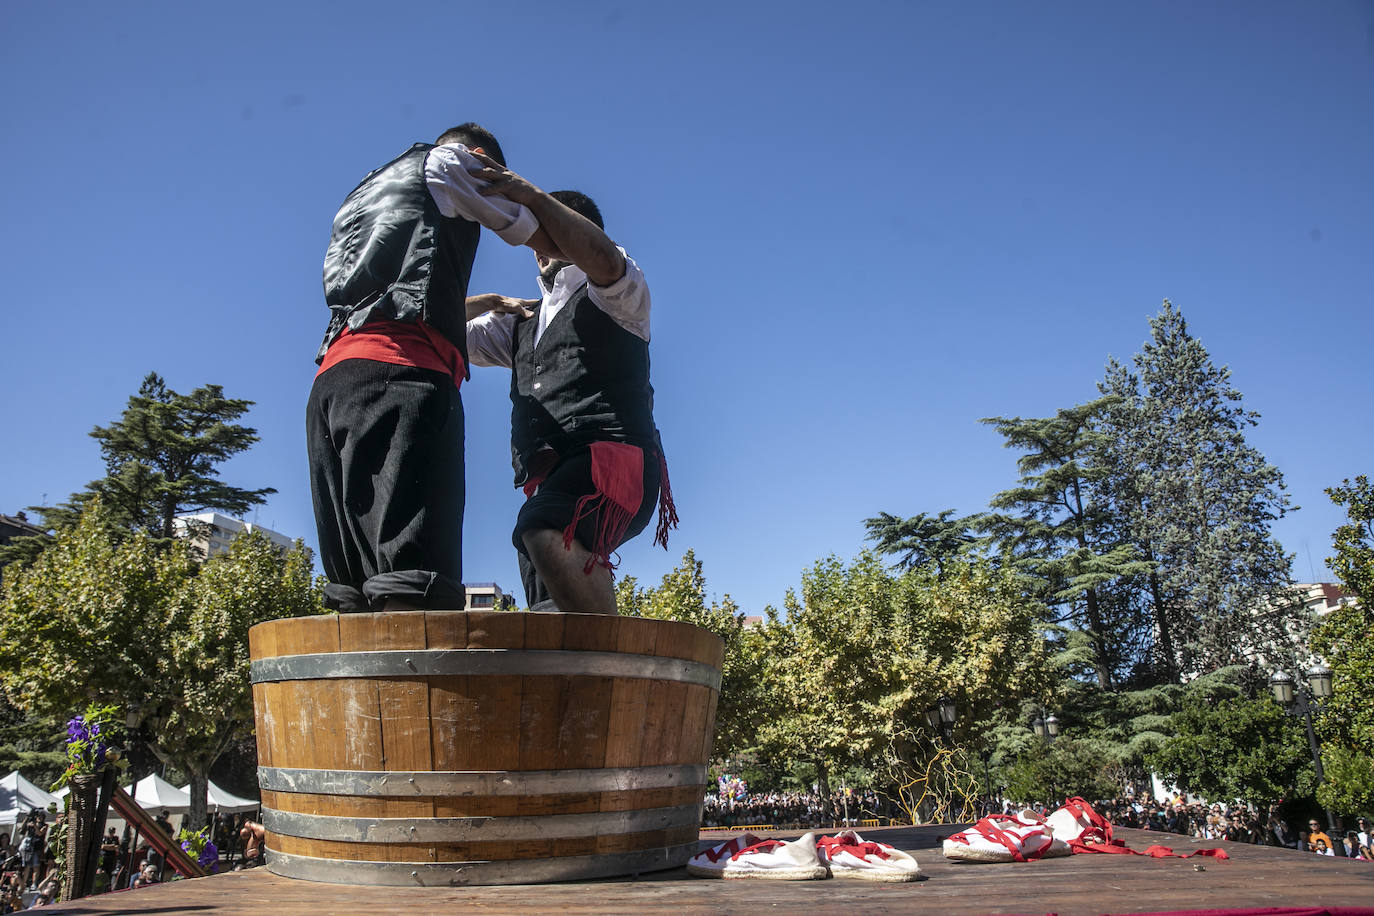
<box><xmin>66</xmin><ymin>717</ymin><xmax>88</xmax><ymax>744</ymax></box>
<box><xmin>199</xmin><ymin>841</ymin><xmax>218</xmax><ymax>872</ymax></box>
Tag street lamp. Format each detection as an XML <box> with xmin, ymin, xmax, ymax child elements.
<box><xmin>1270</xmin><ymin>666</ymin><xmax>1345</xmax><ymax>858</ymax></box>
<box><xmin>1031</xmin><ymin>709</ymin><xmax>1059</xmax><ymax>742</ymax></box>
<box><xmin>925</xmin><ymin>696</ymin><xmax>959</xmax><ymax>738</ymax></box>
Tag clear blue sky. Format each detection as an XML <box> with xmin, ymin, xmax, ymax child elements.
<box><xmin>3</xmin><ymin>1</ymin><xmax>1371</xmax><ymax>614</ymax></box>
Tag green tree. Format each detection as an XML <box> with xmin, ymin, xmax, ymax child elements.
<box><xmin>1097</xmin><ymin>302</ymin><xmax>1296</xmax><ymax>677</ymax></box>
<box><xmin>1311</xmin><ymin>477</ymin><xmax>1374</xmax><ymax>815</ymax></box>
<box><xmin>615</xmin><ymin>550</ymin><xmax>765</xmax><ymax>762</ymax></box>
<box><xmin>1147</xmin><ymin>695</ymin><xmax>1311</xmax><ymax>805</ymax></box>
<box><xmin>753</xmin><ymin>554</ymin><xmax>1053</xmax><ymax>813</ymax></box>
<box><xmin>1324</xmin><ymin>476</ymin><xmax>1373</xmax><ymax>605</ymax></box>
<box><xmin>0</xmin><ymin>373</ymin><xmax>275</xmax><ymax>569</ymax></box>
<box><xmin>1003</xmin><ymin>737</ymin><xmax>1118</xmax><ymax>805</ymax></box>
<box><xmin>0</xmin><ymin>501</ymin><xmax>323</xmax><ymax>828</ymax></box>
<box><xmin>862</xmin><ymin>510</ymin><xmax>980</xmax><ymax>576</ymax></box>
<box><xmin>982</xmin><ymin>397</ymin><xmax>1153</xmax><ymax>689</ymax></box>
<box><xmin>0</xmin><ymin>700</ymin><xmax>65</xmax><ymax>789</ymax></box>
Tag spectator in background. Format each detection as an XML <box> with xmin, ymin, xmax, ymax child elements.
<box><xmin>1342</xmin><ymin>831</ymin><xmax>1363</xmax><ymax>859</ymax></box>
<box><xmin>0</xmin><ymin>872</ymin><xmax>23</xmax><ymax>913</ymax></box>
<box><xmin>153</xmin><ymin>810</ymin><xmax>172</xmax><ymax>836</ymax></box>
<box><xmin>1307</xmin><ymin>819</ymin><xmax>1334</xmax><ymax>854</ymax></box>
<box><xmin>1267</xmin><ymin>815</ymin><xmax>1298</xmax><ymax>849</ymax></box>
<box><xmin>34</xmin><ymin>859</ymin><xmax>59</xmax><ymax>904</ymax></box>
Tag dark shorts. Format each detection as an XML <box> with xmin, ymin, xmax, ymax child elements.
<box><xmin>513</xmin><ymin>446</ymin><xmax>659</xmax><ymax>610</ymax></box>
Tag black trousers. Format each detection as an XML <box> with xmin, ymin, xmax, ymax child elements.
<box><xmin>306</xmin><ymin>359</ymin><xmax>465</xmax><ymax>612</ymax></box>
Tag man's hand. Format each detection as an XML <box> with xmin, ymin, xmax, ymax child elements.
<box><xmin>466</xmin><ymin>293</ymin><xmax>538</xmax><ymax>323</ymax></box>
<box><xmin>469</xmin><ymin>151</ymin><xmax>543</xmax><ymax>206</ymax></box>
<box><xmin>469</xmin><ymin>150</ymin><xmax>626</xmax><ymax>287</ymax></box>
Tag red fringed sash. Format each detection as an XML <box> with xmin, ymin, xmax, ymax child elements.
<box><xmin>522</xmin><ymin>443</ymin><xmax>680</xmax><ymax>572</ymax></box>
<box><xmin>564</xmin><ymin>441</ymin><xmax>644</xmax><ymax>572</ymax></box>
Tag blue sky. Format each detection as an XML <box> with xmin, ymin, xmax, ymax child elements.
<box><xmin>2</xmin><ymin>1</ymin><xmax>1371</xmax><ymax>614</ymax></box>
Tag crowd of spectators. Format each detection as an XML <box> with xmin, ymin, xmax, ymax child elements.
<box><xmin>1093</xmin><ymin>794</ymin><xmax>1372</xmax><ymax>860</ymax></box>
<box><xmin>701</xmin><ymin>787</ymin><xmax>887</xmax><ymax>829</ymax></box>
<box><xmin>0</xmin><ymin>807</ymin><xmax>261</xmax><ymax>910</ymax></box>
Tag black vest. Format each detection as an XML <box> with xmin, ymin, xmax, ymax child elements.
<box><xmin>317</xmin><ymin>143</ymin><xmax>481</xmax><ymax>365</ymax></box>
<box><xmin>510</xmin><ymin>286</ymin><xmax>657</xmax><ymax>485</ymax></box>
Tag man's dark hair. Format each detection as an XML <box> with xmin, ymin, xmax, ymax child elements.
<box><xmin>550</xmin><ymin>190</ymin><xmax>604</xmax><ymax>230</ymax></box>
<box><xmin>435</xmin><ymin>122</ymin><xmax>505</xmax><ymax>166</ymax></box>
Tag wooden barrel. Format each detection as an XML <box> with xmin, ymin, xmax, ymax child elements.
<box><xmin>248</xmin><ymin>611</ymin><xmax>722</xmax><ymax>886</ymax></box>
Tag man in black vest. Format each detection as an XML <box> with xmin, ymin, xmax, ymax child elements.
<box><xmin>465</xmin><ymin>156</ymin><xmax>674</xmax><ymax>614</ymax></box>
<box><xmin>309</xmin><ymin>124</ymin><xmax>561</xmax><ymax>613</ymax></box>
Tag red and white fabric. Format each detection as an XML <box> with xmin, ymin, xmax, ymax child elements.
<box><xmin>1048</xmin><ymin>797</ymin><xmax>1231</xmax><ymax>860</ymax></box>
<box><xmin>817</xmin><ymin>830</ymin><xmax>922</xmax><ymax>881</ymax></box>
<box><xmin>687</xmin><ymin>832</ymin><xmax>828</xmax><ymax>880</ymax></box>
<box><xmin>943</xmin><ymin>810</ymin><xmax>1071</xmax><ymax>863</ymax></box>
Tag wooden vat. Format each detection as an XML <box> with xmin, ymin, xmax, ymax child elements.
<box><xmin>248</xmin><ymin>611</ymin><xmax>722</xmax><ymax>886</ymax></box>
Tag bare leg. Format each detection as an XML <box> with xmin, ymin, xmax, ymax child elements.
<box><xmin>521</xmin><ymin>529</ymin><xmax>617</xmax><ymax>614</ymax></box>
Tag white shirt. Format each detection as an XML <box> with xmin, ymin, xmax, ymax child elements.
<box><xmin>466</xmin><ymin>252</ymin><xmax>650</xmax><ymax>368</ymax></box>
<box><xmin>423</xmin><ymin>144</ymin><xmax>538</xmax><ymax>247</ymax></box>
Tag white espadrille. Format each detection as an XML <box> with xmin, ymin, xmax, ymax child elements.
<box><xmin>687</xmin><ymin>832</ymin><xmax>829</xmax><ymax>880</ymax></box>
<box><xmin>942</xmin><ymin>810</ymin><xmax>1071</xmax><ymax>863</ymax></box>
<box><xmin>817</xmin><ymin>830</ymin><xmax>922</xmax><ymax>881</ymax></box>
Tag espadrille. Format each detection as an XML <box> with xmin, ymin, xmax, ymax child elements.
<box><xmin>817</xmin><ymin>830</ymin><xmax>922</xmax><ymax>881</ymax></box>
<box><xmin>1046</xmin><ymin>796</ymin><xmax>1113</xmax><ymax>848</ymax></box>
<box><xmin>942</xmin><ymin>810</ymin><xmax>1070</xmax><ymax>863</ymax></box>
<box><xmin>687</xmin><ymin>832</ymin><xmax>829</xmax><ymax>880</ymax></box>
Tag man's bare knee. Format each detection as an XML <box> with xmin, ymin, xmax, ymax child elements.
<box><xmin>521</xmin><ymin>528</ymin><xmax>616</xmax><ymax>615</ymax></box>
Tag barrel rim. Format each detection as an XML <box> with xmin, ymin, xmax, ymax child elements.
<box><xmin>258</xmin><ymin>764</ymin><xmax>708</xmax><ymax>797</ymax></box>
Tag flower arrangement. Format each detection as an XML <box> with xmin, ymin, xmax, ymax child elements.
<box><xmin>52</xmin><ymin>703</ymin><xmax>128</xmax><ymax>790</ymax></box>
<box><xmin>177</xmin><ymin>826</ymin><xmax>219</xmax><ymax>873</ymax></box>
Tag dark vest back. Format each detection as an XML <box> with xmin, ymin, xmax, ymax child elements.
<box><xmin>317</xmin><ymin>143</ymin><xmax>481</xmax><ymax>363</ymax></box>
<box><xmin>510</xmin><ymin>286</ymin><xmax>657</xmax><ymax>484</ymax></box>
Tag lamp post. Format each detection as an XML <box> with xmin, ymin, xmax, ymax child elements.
<box><xmin>925</xmin><ymin>695</ymin><xmax>959</xmax><ymax>738</ymax></box>
<box><xmin>1031</xmin><ymin>707</ymin><xmax>1061</xmax><ymax>807</ymax></box>
<box><xmin>1031</xmin><ymin>709</ymin><xmax>1059</xmax><ymax>742</ymax></box>
<box><xmin>1270</xmin><ymin>666</ymin><xmax>1345</xmax><ymax>858</ymax></box>
<box><xmin>925</xmin><ymin>696</ymin><xmax>964</xmax><ymax>820</ymax></box>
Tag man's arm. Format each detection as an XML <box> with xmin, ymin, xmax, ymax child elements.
<box><xmin>425</xmin><ymin>145</ymin><xmax>546</xmax><ymax>249</ymax></box>
<box><xmin>465</xmin><ymin>296</ymin><xmax>538</xmax><ymax>368</ymax></box>
<box><xmin>466</xmin><ymin>152</ymin><xmax>626</xmax><ymax>287</ymax></box>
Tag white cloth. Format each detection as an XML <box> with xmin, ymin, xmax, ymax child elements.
<box><xmin>466</xmin><ymin>252</ymin><xmax>650</xmax><ymax>368</ymax></box>
<box><xmin>423</xmin><ymin>144</ymin><xmax>538</xmax><ymax>247</ymax></box>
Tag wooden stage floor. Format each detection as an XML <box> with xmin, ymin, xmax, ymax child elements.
<box><xmin>44</xmin><ymin>825</ymin><xmax>1374</xmax><ymax>915</ymax></box>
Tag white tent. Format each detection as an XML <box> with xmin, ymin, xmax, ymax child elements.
<box><xmin>178</xmin><ymin>781</ymin><xmax>259</xmax><ymax>814</ymax></box>
<box><xmin>0</xmin><ymin>771</ymin><xmax>61</xmax><ymax>827</ymax></box>
<box><xmin>123</xmin><ymin>773</ymin><xmax>191</xmax><ymax>814</ymax></box>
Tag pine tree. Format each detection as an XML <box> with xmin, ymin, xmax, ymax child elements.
<box><xmin>862</xmin><ymin>510</ymin><xmax>980</xmax><ymax>576</ymax></box>
<box><xmin>981</xmin><ymin>397</ymin><xmax>1153</xmax><ymax>689</ymax></box>
<box><xmin>1096</xmin><ymin>301</ymin><xmax>1296</xmax><ymax>677</ymax></box>
<box><xmin>1</xmin><ymin>373</ymin><xmax>276</xmax><ymax>568</ymax></box>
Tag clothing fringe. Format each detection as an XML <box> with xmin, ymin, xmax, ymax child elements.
<box><xmin>563</xmin><ymin>442</ymin><xmax>644</xmax><ymax>573</ymax></box>
<box><xmin>653</xmin><ymin>448</ymin><xmax>678</xmax><ymax>549</ymax></box>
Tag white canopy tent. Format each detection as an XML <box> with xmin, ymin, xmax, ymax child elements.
<box><xmin>124</xmin><ymin>773</ymin><xmax>191</xmax><ymax>814</ymax></box>
<box><xmin>178</xmin><ymin>781</ymin><xmax>259</xmax><ymax>814</ymax></box>
<box><xmin>0</xmin><ymin>771</ymin><xmax>60</xmax><ymax>827</ymax></box>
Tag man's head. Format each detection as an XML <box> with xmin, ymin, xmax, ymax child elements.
<box><xmin>537</xmin><ymin>190</ymin><xmax>604</xmax><ymax>285</ymax></box>
<box><xmin>435</xmin><ymin>122</ymin><xmax>505</xmax><ymax>166</ymax></box>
